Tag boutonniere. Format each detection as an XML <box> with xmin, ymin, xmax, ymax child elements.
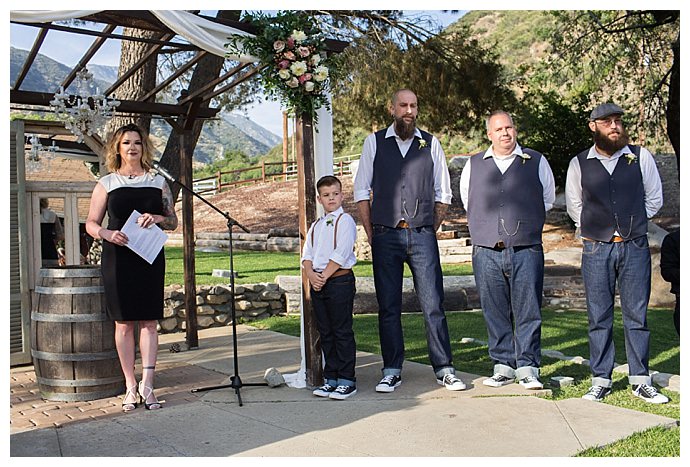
<box><xmin>625</xmin><ymin>153</ymin><xmax>637</xmax><ymax>165</ymax></box>
<box><xmin>418</xmin><ymin>138</ymin><xmax>428</xmax><ymax>149</ymax></box>
<box><xmin>519</xmin><ymin>153</ymin><xmax>531</xmax><ymax>165</ymax></box>
<box><xmin>326</xmin><ymin>218</ymin><xmax>334</xmax><ymax>226</ymax></box>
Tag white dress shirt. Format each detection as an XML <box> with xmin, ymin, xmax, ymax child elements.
<box><xmin>301</xmin><ymin>207</ymin><xmax>357</xmax><ymax>272</ymax></box>
<box><xmin>353</xmin><ymin>124</ymin><xmax>453</xmax><ymax>205</ymax></box>
<box><xmin>565</xmin><ymin>145</ymin><xmax>663</xmax><ymax>229</ymax></box>
<box><xmin>459</xmin><ymin>143</ymin><xmax>556</xmax><ymax>211</ymax></box>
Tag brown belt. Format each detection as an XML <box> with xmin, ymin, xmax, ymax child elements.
<box><xmin>329</xmin><ymin>268</ymin><xmax>353</xmax><ymax>279</ymax></box>
<box><xmin>396</xmin><ymin>220</ymin><xmax>410</xmax><ymax>229</ymax></box>
<box><xmin>582</xmin><ymin>236</ymin><xmax>626</xmax><ymax>243</ymax></box>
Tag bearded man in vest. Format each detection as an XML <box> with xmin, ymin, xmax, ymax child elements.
<box><xmin>565</xmin><ymin>103</ymin><xmax>668</xmax><ymax>404</ymax></box>
<box><xmin>460</xmin><ymin>110</ymin><xmax>555</xmax><ymax>391</ymax></box>
<box><xmin>354</xmin><ymin>89</ymin><xmax>466</xmax><ymax>392</ymax></box>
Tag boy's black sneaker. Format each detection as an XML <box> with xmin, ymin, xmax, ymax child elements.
<box><xmin>632</xmin><ymin>384</ymin><xmax>669</xmax><ymax>404</ymax></box>
<box><xmin>329</xmin><ymin>385</ymin><xmax>357</xmax><ymax>400</ymax></box>
<box><xmin>375</xmin><ymin>375</ymin><xmax>402</xmax><ymax>393</ymax></box>
<box><xmin>582</xmin><ymin>385</ymin><xmax>612</xmax><ymax>402</ymax></box>
<box><xmin>312</xmin><ymin>383</ymin><xmax>336</xmax><ymax>398</ymax></box>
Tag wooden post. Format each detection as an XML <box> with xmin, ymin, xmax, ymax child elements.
<box><xmin>180</xmin><ymin>129</ymin><xmax>198</xmax><ymax>349</ymax></box>
<box><xmin>295</xmin><ymin>112</ymin><xmax>322</xmax><ymax>386</ymax></box>
<box><xmin>282</xmin><ymin>111</ymin><xmax>289</xmax><ymax>181</ymax></box>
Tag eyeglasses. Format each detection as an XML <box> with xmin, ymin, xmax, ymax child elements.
<box><xmin>594</xmin><ymin>117</ymin><xmax>623</xmax><ymax>127</ymax></box>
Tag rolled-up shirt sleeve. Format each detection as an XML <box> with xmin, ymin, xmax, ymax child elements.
<box><xmin>354</xmin><ymin>133</ymin><xmax>376</xmax><ymax>203</ymax></box>
<box><xmin>432</xmin><ymin>136</ymin><xmax>453</xmax><ymax>204</ymax></box>
<box><xmin>329</xmin><ymin>215</ymin><xmax>358</xmax><ymax>268</ymax></box>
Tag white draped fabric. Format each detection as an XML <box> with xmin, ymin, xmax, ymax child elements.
<box><xmin>11</xmin><ymin>9</ymin><xmax>336</xmax><ymax>388</ymax></box>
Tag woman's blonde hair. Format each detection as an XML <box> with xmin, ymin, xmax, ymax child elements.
<box><xmin>104</xmin><ymin>123</ymin><xmax>154</xmax><ymax>173</ymax></box>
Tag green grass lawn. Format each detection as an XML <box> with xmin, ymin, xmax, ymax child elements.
<box><xmin>251</xmin><ymin>308</ymin><xmax>680</xmax><ymax>457</ymax></box>
<box><xmin>165</xmin><ymin>247</ymin><xmax>472</xmax><ymax>285</ymax></box>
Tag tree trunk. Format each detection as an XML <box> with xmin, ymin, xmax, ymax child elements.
<box><xmin>666</xmin><ymin>34</ymin><xmax>680</xmax><ymax>178</ymax></box>
<box><xmin>106</xmin><ymin>28</ymin><xmax>162</xmax><ymax>139</ymax></box>
<box><xmin>159</xmin><ymin>10</ymin><xmax>241</xmax><ymax>201</ymax></box>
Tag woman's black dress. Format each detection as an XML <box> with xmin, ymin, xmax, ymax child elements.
<box><xmin>99</xmin><ymin>172</ymin><xmax>166</xmax><ymax>321</ymax></box>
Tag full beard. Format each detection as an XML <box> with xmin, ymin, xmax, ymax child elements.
<box><xmin>593</xmin><ymin>128</ymin><xmax>629</xmax><ymax>154</ymax></box>
<box><xmin>394</xmin><ymin>115</ymin><xmax>417</xmax><ymax>141</ymax></box>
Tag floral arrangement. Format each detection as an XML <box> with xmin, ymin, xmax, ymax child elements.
<box><xmin>418</xmin><ymin>138</ymin><xmax>428</xmax><ymax>149</ymax></box>
<box><xmin>625</xmin><ymin>153</ymin><xmax>637</xmax><ymax>165</ymax></box>
<box><xmin>226</xmin><ymin>11</ymin><xmax>337</xmax><ymax>122</ymax></box>
<box><xmin>519</xmin><ymin>152</ymin><xmax>531</xmax><ymax>165</ymax></box>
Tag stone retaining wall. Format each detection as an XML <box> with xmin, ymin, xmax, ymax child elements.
<box><xmin>159</xmin><ymin>283</ymin><xmax>286</xmax><ymax>334</ymax></box>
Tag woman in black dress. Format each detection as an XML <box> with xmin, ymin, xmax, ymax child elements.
<box><xmin>86</xmin><ymin>124</ymin><xmax>178</xmax><ymax>412</ymax></box>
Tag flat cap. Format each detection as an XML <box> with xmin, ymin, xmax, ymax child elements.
<box><xmin>590</xmin><ymin>103</ymin><xmax>625</xmax><ymax>121</ymax></box>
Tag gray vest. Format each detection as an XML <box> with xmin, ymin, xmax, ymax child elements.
<box><xmin>371</xmin><ymin>129</ymin><xmax>435</xmax><ymax>228</ymax></box>
<box><xmin>467</xmin><ymin>149</ymin><xmax>545</xmax><ymax>248</ymax></box>
<box><xmin>577</xmin><ymin>145</ymin><xmax>647</xmax><ymax>241</ymax></box>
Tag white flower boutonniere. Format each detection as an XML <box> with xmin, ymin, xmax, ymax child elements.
<box><xmin>625</xmin><ymin>153</ymin><xmax>637</xmax><ymax>165</ymax></box>
<box><xmin>418</xmin><ymin>138</ymin><xmax>428</xmax><ymax>149</ymax></box>
<box><xmin>519</xmin><ymin>153</ymin><xmax>531</xmax><ymax>165</ymax></box>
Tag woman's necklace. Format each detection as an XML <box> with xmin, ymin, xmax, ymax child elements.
<box><xmin>118</xmin><ymin>168</ymin><xmax>144</xmax><ymax>179</ymax></box>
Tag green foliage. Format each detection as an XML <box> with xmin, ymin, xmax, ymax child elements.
<box><xmin>226</xmin><ymin>11</ymin><xmax>338</xmax><ymax>122</ymax></box>
<box><xmin>514</xmin><ymin>90</ymin><xmax>593</xmax><ymax>189</ymax></box>
<box><xmin>332</xmin><ymin>28</ymin><xmax>515</xmax><ymax>138</ymax></box>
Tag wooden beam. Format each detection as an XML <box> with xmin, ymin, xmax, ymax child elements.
<box><xmin>140</xmin><ymin>51</ymin><xmax>207</xmax><ymax>102</ymax></box>
<box><xmin>179</xmin><ymin>128</ymin><xmax>198</xmax><ymax>349</ymax></box>
<box><xmin>60</xmin><ymin>24</ymin><xmax>117</xmax><ymax>91</ymax></box>
<box><xmin>13</xmin><ymin>27</ymin><xmax>48</xmax><ymax>90</ymax></box>
<box><xmin>177</xmin><ymin>62</ymin><xmax>251</xmax><ymax>106</ymax></box>
<box><xmin>11</xmin><ymin>90</ymin><xmax>220</xmax><ymax>119</ymax></box>
<box><xmin>295</xmin><ymin>112</ymin><xmax>322</xmax><ymax>386</ymax></box>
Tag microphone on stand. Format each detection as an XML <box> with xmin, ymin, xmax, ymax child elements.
<box><xmin>153</xmin><ymin>161</ymin><xmax>176</xmax><ymax>183</ymax></box>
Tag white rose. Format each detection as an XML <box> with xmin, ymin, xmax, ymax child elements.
<box><xmin>278</xmin><ymin>69</ymin><xmax>291</xmax><ymax>80</ymax></box>
<box><xmin>287</xmin><ymin>77</ymin><xmax>299</xmax><ymax>88</ymax></box>
<box><xmin>291</xmin><ymin>30</ymin><xmax>307</xmax><ymax>43</ymax></box>
<box><xmin>310</xmin><ymin>54</ymin><xmax>321</xmax><ymax>66</ymax></box>
<box><xmin>313</xmin><ymin>65</ymin><xmax>329</xmax><ymax>82</ymax></box>
<box><xmin>304</xmin><ymin>81</ymin><xmax>315</xmax><ymax>92</ymax></box>
<box><xmin>290</xmin><ymin>61</ymin><xmax>308</xmax><ymax>77</ymax></box>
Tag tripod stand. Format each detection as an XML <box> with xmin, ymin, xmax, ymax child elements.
<box><xmin>153</xmin><ymin>163</ymin><xmax>267</xmax><ymax>406</ymax></box>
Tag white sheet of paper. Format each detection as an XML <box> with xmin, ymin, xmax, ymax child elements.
<box><xmin>120</xmin><ymin>210</ymin><xmax>168</xmax><ymax>264</ymax></box>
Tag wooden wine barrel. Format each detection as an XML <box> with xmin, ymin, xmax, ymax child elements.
<box><xmin>31</xmin><ymin>266</ymin><xmax>124</xmax><ymax>401</ymax></box>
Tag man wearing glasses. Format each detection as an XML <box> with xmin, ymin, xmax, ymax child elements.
<box><xmin>565</xmin><ymin>103</ymin><xmax>668</xmax><ymax>404</ymax></box>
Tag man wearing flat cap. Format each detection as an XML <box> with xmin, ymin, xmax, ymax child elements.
<box><xmin>565</xmin><ymin>103</ymin><xmax>668</xmax><ymax>404</ymax></box>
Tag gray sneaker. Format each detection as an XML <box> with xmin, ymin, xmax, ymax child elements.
<box><xmin>632</xmin><ymin>384</ymin><xmax>669</xmax><ymax>404</ymax></box>
<box><xmin>483</xmin><ymin>374</ymin><xmax>514</xmax><ymax>387</ymax></box>
<box><xmin>437</xmin><ymin>374</ymin><xmax>466</xmax><ymax>391</ymax></box>
<box><xmin>518</xmin><ymin>375</ymin><xmax>543</xmax><ymax>390</ymax></box>
<box><xmin>582</xmin><ymin>385</ymin><xmax>612</xmax><ymax>402</ymax></box>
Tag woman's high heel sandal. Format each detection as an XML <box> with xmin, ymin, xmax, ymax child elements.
<box><xmin>138</xmin><ymin>381</ymin><xmax>162</xmax><ymax>410</ymax></box>
<box><xmin>122</xmin><ymin>385</ymin><xmax>139</xmax><ymax>412</ymax></box>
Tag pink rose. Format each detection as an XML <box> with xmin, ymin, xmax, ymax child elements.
<box><xmin>297</xmin><ymin>46</ymin><xmax>311</xmax><ymax>58</ymax></box>
<box><xmin>287</xmin><ymin>37</ymin><xmax>295</xmax><ymax>48</ymax></box>
<box><xmin>298</xmin><ymin>73</ymin><xmax>313</xmax><ymax>84</ymax></box>
<box><xmin>284</xmin><ymin>51</ymin><xmax>296</xmax><ymax>61</ymax></box>
<box><xmin>278</xmin><ymin>60</ymin><xmax>290</xmax><ymax>69</ymax></box>
<box><xmin>273</xmin><ymin>40</ymin><xmax>286</xmax><ymax>53</ymax></box>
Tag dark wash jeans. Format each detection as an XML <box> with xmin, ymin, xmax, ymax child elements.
<box><xmin>371</xmin><ymin>224</ymin><xmax>455</xmax><ymax>378</ymax></box>
<box><xmin>311</xmin><ymin>272</ymin><xmax>357</xmax><ymax>387</ymax></box>
<box><xmin>472</xmin><ymin>244</ymin><xmax>544</xmax><ymax>379</ymax></box>
<box><xmin>581</xmin><ymin>236</ymin><xmax>653</xmax><ymax>387</ymax></box>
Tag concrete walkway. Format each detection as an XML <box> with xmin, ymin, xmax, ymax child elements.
<box><xmin>10</xmin><ymin>325</ymin><xmax>676</xmax><ymax>457</ymax></box>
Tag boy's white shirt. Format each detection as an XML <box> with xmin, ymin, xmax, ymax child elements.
<box><xmin>301</xmin><ymin>206</ymin><xmax>357</xmax><ymax>271</ymax></box>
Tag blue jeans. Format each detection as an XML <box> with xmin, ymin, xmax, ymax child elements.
<box><xmin>581</xmin><ymin>236</ymin><xmax>652</xmax><ymax>387</ymax></box>
<box><xmin>371</xmin><ymin>224</ymin><xmax>455</xmax><ymax>378</ymax></box>
<box><xmin>311</xmin><ymin>273</ymin><xmax>357</xmax><ymax>387</ymax></box>
<box><xmin>472</xmin><ymin>244</ymin><xmax>543</xmax><ymax>379</ymax></box>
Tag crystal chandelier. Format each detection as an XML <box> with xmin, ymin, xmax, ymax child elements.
<box><xmin>50</xmin><ymin>68</ymin><xmax>120</xmax><ymax>143</ymax></box>
<box><xmin>26</xmin><ymin>134</ymin><xmax>59</xmax><ymax>173</ymax></box>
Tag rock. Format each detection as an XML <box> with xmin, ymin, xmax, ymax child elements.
<box><xmin>550</xmin><ymin>376</ymin><xmax>574</xmax><ymax>388</ymax></box>
<box><xmin>264</xmin><ymin>367</ymin><xmax>285</xmax><ymax>387</ymax></box>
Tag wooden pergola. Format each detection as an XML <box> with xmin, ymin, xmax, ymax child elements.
<box><xmin>10</xmin><ymin>10</ymin><xmax>348</xmax><ymax>386</ymax></box>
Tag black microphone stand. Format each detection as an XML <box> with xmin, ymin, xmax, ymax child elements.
<box><xmin>154</xmin><ymin>163</ymin><xmax>267</xmax><ymax>406</ymax></box>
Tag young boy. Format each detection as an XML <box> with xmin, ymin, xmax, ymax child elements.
<box><xmin>302</xmin><ymin>175</ymin><xmax>358</xmax><ymax>400</ymax></box>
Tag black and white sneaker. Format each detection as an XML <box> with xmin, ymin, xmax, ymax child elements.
<box><xmin>582</xmin><ymin>385</ymin><xmax>612</xmax><ymax>402</ymax></box>
<box><xmin>483</xmin><ymin>374</ymin><xmax>514</xmax><ymax>387</ymax></box>
<box><xmin>329</xmin><ymin>385</ymin><xmax>357</xmax><ymax>400</ymax></box>
<box><xmin>437</xmin><ymin>374</ymin><xmax>467</xmax><ymax>391</ymax></box>
<box><xmin>312</xmin><ymin>383</ymin><xmax>336</xmax><ymax>398</ymax></box>
<box><xmin>518</xmin><ymin>375</ymin><xmax>544</xmax><ymax>390</ymax></box>
<box><xmin>632</xmin><ymin>384</ymin><xmax>669</xmax><ymax>404</ymax></box>
<box><xmin>375</xmin><ymin>375</ymin><xmax>402</xmax><ymax>393</ymax></box>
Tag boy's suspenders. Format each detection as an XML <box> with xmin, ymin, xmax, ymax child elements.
<box><xmin>310</xmin><ymin>213</ymin><xmax>344</xmax><ymax>250</ymax></box>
